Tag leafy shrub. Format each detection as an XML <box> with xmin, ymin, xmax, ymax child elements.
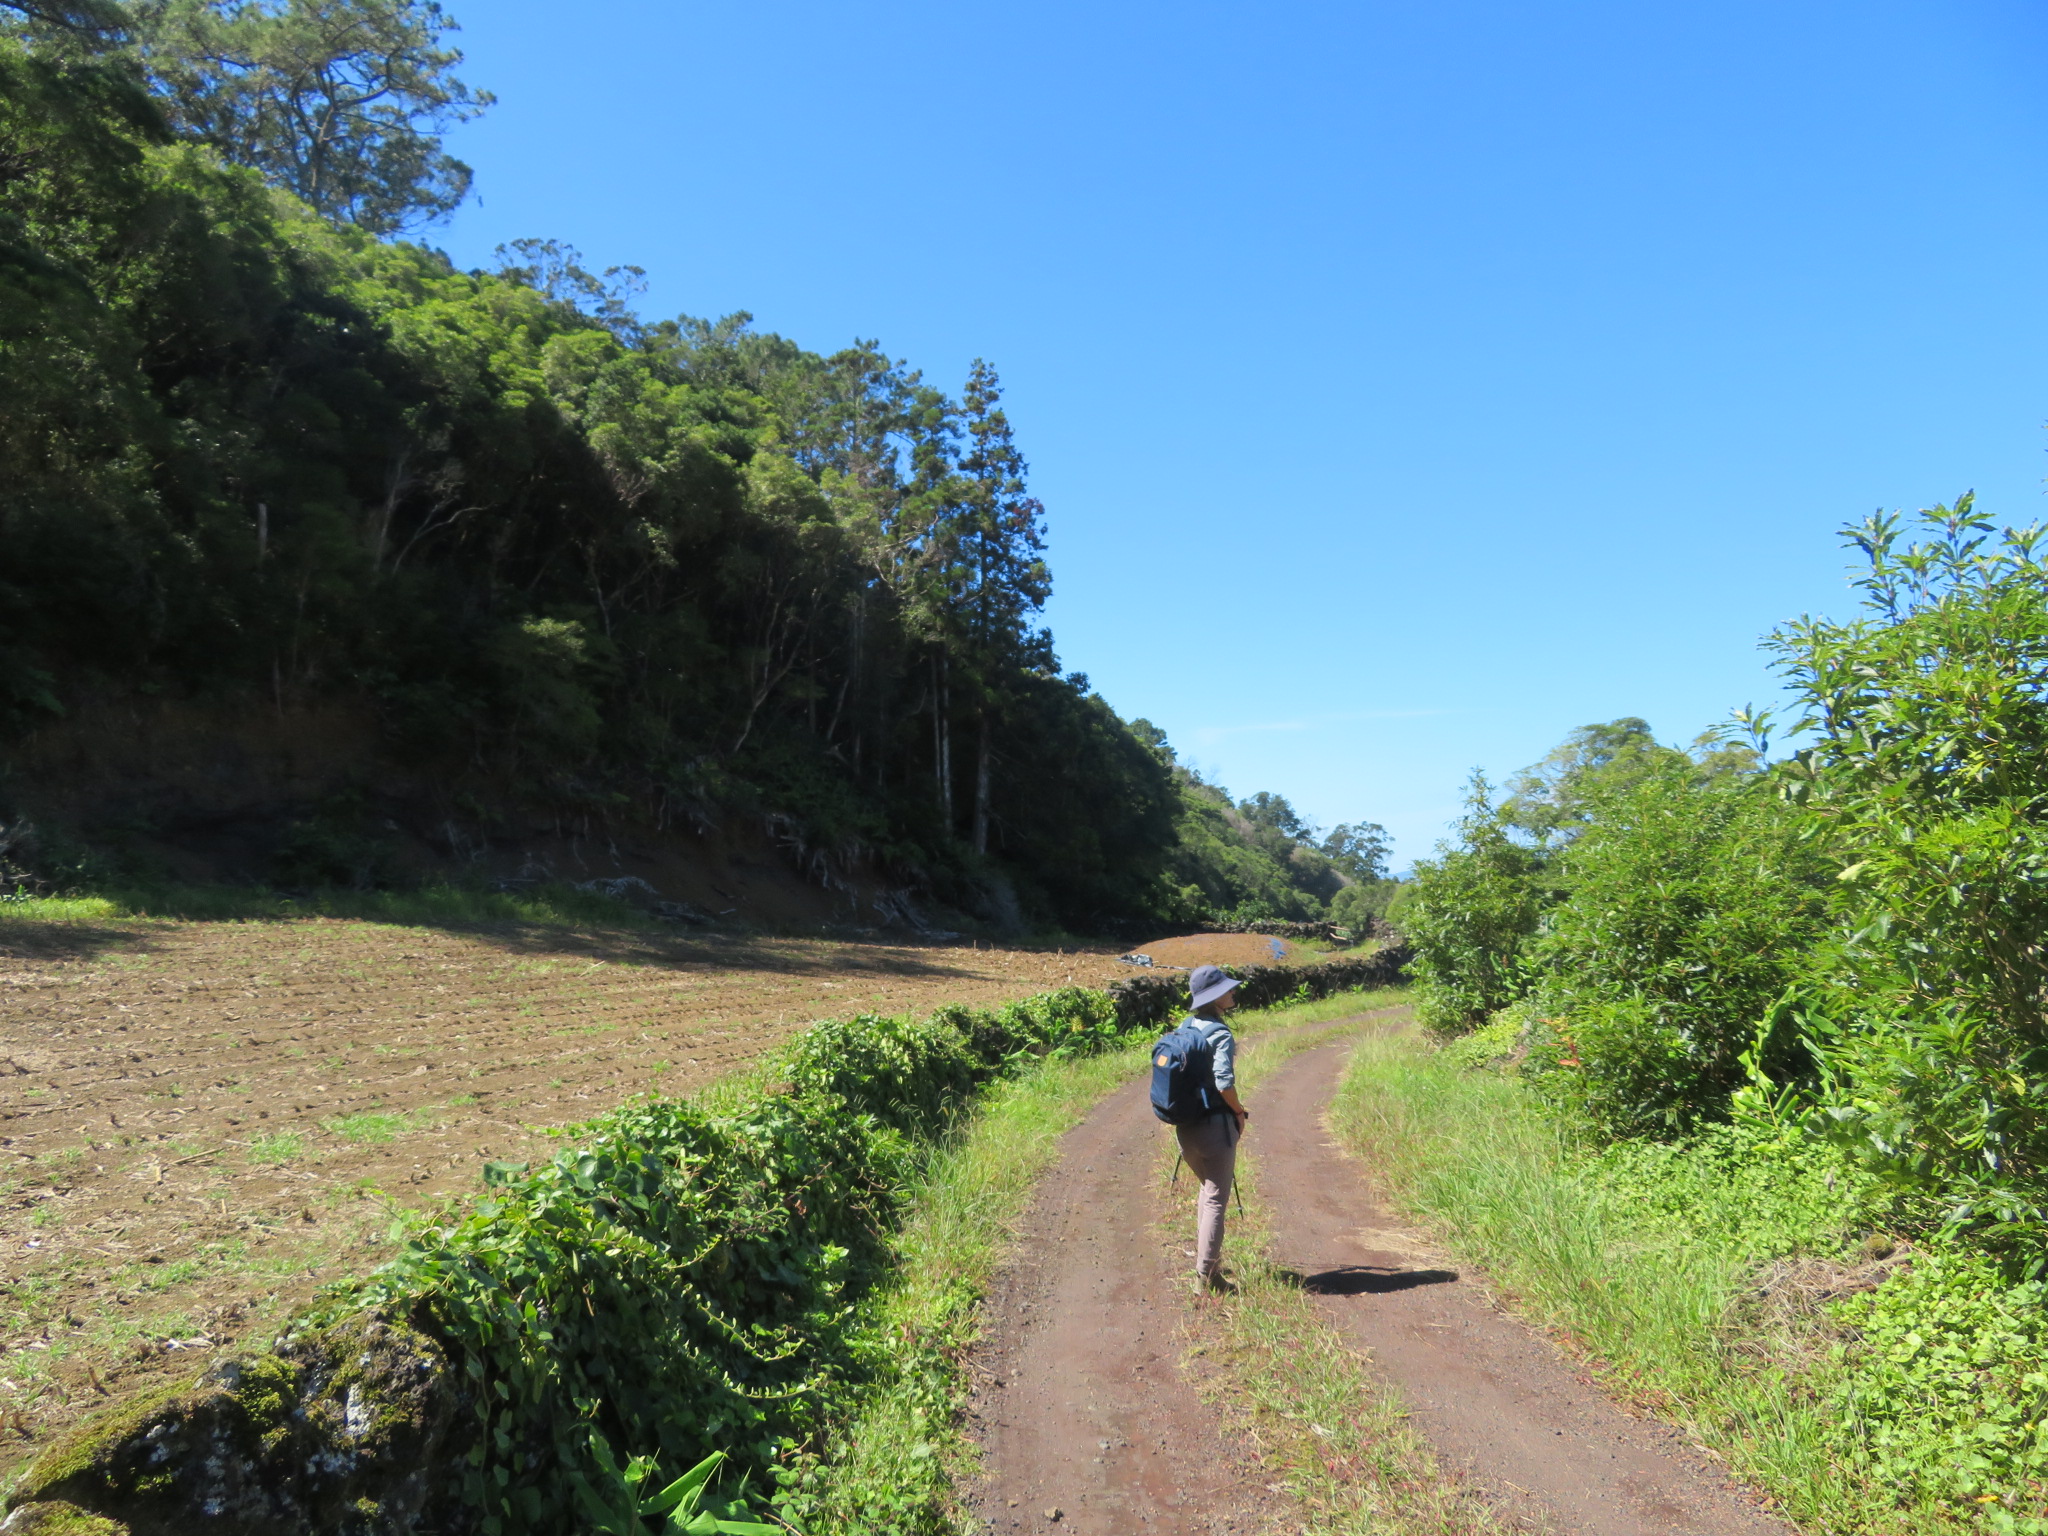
<box><xmin>1401</xmin><ymin>772</ymin><xmax>1550</xmax><ymax>1033</ymax></box>
<box><xmin>1505</xmin><ymin>752</ymin><xmax>1831</xmax><ymax>1135</ymax></box>
<box><xmin>1760</xmin><ymin>504</ymin><xmax>2048</xmax><ymax>1234</ymax></box>
<box><xmin>784</xmin><ymin>1011</ymin><xmax>979</xmax><ymax>1137</ymax></box>
<box><xmin>1831</xmin><ymin>1247</ymin><xmax>2048</xmax><ymax>1527</ymax></box>
<box><xmin>930</xmin><ymin>987</ymin><xmax>1121</xmax><ymax>1075</ymax></box>
<box><xmin>360</xmin><ymin>1090</ymin><xmax>904</xmax><ymax>1534</ymax></box>
<box><xmin>1587</xmin><ymin>1119</ymin><xmax>1879</xmax><ymax>1264</ymax></box>
<box><xmin>1439</xmin><ymin>1006</ymin><xmax>1525</xmax><ymax>1071</ymax></box>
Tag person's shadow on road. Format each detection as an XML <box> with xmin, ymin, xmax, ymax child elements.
<box><xmin>1274</xmin><ymin>1265</ymin><xmax>1459</xmax><ymax>1295</ymax></box>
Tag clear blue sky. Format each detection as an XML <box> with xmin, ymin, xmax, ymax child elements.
<box><xmin>428</xmin><ymin>0</ymin><xmax>2048</xmax><ymax>870</ymax></box>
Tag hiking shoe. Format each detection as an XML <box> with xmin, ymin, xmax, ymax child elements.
<box><xmin>1198</xmin><ymin>1270</ymin><xmax>1237</xmax><ymax>1296</ymax></box>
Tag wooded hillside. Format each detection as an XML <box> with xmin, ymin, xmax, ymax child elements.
<box><xmin>0</xmin><ymin>1</ymin><xmax>1387</xmax><ymax>932</ymax></box>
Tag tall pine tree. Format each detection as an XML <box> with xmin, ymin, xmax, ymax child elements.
<box><xmin>955</xmin><ymin>360</ymin><xmax>1048</xmax><ymax>852</ymax></box>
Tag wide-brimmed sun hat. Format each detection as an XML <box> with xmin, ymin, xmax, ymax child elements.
<box><xmin>1189</xmin><ymin>963</ymin><xmax>1240</xmax><ymax>1010</ymax></box>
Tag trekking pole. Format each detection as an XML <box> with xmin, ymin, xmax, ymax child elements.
<box><xmin>1233</xmin><ymin>1112</ymin><xmax>1246</xmax><ymax>1214</ymax></box>
<box><xmin>1168</xmin><ymin>1149</ymin><xmax>1184</xmax><ymax>1188</ymax></box>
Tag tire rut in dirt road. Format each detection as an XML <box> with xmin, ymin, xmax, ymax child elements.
<box><xmin>1255</xmin><ymin>1039</ymin><xmax>1797</xmax><ymax>1536</ymax></box>
<box><xmin>961</xmin><ymin>1064</ymin><xmax>1308</xmax><ymax>1535</ymax></box>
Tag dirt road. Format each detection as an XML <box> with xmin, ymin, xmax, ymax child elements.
<box><xmin>966</xmin><ymin>1024</ymin><xmax>1796</xmax><ymax>1535</ymax></box>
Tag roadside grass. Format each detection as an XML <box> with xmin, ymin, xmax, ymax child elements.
<box><xmin>1239</xmin><ymin>987</ymin><xmax>1409</xmax><ymax>1031</ymax></box>
<box><xmin>1173</xmin><ymin>1002</ymin><xmax>1507</xmax><ymax>1536</ymax></box>
<box><xmin>1329</xmin><ymin>1029</ymin><xmax>1969</xmax><ymax>1536</ymax></box>
<box><xmin>778</xmin><ymin>986</ymin><xmax>1410</xmax><ymax>1534</ymax></box>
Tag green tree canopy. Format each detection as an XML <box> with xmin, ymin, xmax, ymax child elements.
<box><xmin>1322</xmin><ymin>820</ymin><xmax>1390</xmax><ymax>883</ymax></box>
<box><xmin>1502</xmin><ymin>716</ymin><xmax>1684</xmax><ymax>842</ymax></box>
<box><xmin>132</xmin><ymin>0</ymin><xmax>489</xmax><ymax>231</ymax></box>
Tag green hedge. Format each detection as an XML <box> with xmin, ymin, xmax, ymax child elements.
<box><xmin>365</xmin><ymin>993</ymin><xmax>1117</xmax><ymax>1534</ymax></box>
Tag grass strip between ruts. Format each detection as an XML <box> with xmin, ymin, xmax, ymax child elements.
<box><xmin>1169</xmin><ymin>1003</ymin><xmax>1511</xmax><ymax>1536</ymax></box>
<box><xmin>777</xmin><ymin>988</ymin><xmax>1412</xmax><ymax>1534</ymax></box>
<box><xmin>1327</xmin><ymin>1028</ymin><xmax>1977</xmax><ymax>1536</ymax></box>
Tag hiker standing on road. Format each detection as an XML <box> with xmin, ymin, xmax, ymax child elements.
<box><xmin>1156</xmin><ymin>962</ymin><xmax>1247</xmax><ymax>1293</ymax></box>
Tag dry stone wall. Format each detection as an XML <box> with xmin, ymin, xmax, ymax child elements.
<box><xmin>1106</xmin><ymin>942</ymin><xmax>1412</xmax><ymax>1032</ymax></box>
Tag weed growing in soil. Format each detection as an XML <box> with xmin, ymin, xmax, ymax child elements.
<box><xmin>321</xmin><ymin>1108</ymin><xmax>435</xmax><ymax>1143</ymax></box>
<box><xmin>242</xmin><ymin>1133</ymin><xmax>304</xmax><ymax>1165</ymax></box>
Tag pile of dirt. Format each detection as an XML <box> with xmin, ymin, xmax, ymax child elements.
<box><xmin>1124</xmin><ymin>932</ymin><xmax>1328</xmax><ymax>970</ymax></box>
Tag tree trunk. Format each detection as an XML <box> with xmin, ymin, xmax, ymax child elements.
<box><xmin>930</xmin><ymin>658</ymin><xmax>943</xmax><ymax>805</ymax></box>
<box><xmin>369</xmin><ymin>452</ymin><xmax>411</xmax><ymax>572</ymax></box>
<box><xmin>938</xmin><ymin>652</ymin><xmax>954</xmax><ymax>830</ymax></box>
<box><xmin>973</xmin><ymin>711</ymin><xmax>991</xmax><ymax>854</ymax></box>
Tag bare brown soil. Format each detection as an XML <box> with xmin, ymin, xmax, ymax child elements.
<box><xmin>0</xmin><ymin>916</ymin><xmax>1128</xmax><ymax>1479</ymax></box>
<box><xmin>968</xmin><ymin>1025</ymin><xmax>1797</xmax><ymax>1536</ymax></box>
<box><xmin>1125</xmin><ymin>933</ymin><xmax>1328</xmax><ymax>970</ymax></box>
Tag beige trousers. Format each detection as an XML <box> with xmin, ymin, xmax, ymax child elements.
<box><xmin>1175</xmin><ymin>1111</ymin><xmax>1238</xmax><ymax>1276</ymax></box>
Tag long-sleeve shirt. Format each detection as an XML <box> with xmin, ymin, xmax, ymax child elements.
<box><xmin>1190</xmin><ymin>1015</ymin><xmax>1237</xmax><ymax>1090</ymax></box>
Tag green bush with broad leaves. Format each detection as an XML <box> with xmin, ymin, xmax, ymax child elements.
<box><xmin>1437</xmin><ymin>1006</ymin><xmax>1525</xmax><ymax>1071</ymax></box>
<box><xmin>926</xmin><ymin>986</ymin><xmax>1123</xmax><ymax>1076</ymax></box>
<box><xmin>1829</xmin><ymin>1247</ymin><xmax>2048</xmax><ymax>1530</ymax></box>
<box><xmin>579</xmin><ymin>1447</ymin><xmax>782</xmax><ymax>1535</ymax></box>
<box><xmin>1762</xmin><ymin>500</ymin><xmax>2048</xmax><ymax>1236</ymax></box>
<box><xmin>1383</xmin><ymin>502</ymin><xmax>2048</xmax><ymax>1530</ymax></box>
<box><xmin>1521</xmin><ymin>759</ymin><xmax>1833</xmax><ymax>1136</ymax></box>
<box><xmin>1587</xmin><ymin>1118</ymin><xmax>1881</xmax><ymax>1263</ymax></box>
<box><xmin>1408</xmin><ymin>500</ymin><xmax>2048</xmax><ymax>1209</ymax></box>
<box><xmin>355</xmin><ymin>1088</ymin><xmax>902</xmax><ymax>1534</ymax></box>
<box><xmin>1399</xmin><ymin>772</ymin><xmax>1551</xmax><ymax>1033</ymax></box>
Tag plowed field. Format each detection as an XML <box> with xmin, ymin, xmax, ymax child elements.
<box><xmin>1125</xmin><ymin>931</ymin><xmax>1324</xmax><ymax>969</ymax></box>
<box><xmin>0</xmin><ymin>916</ymin><xmax>1128</xmax><ymax>1475</ymax></box>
